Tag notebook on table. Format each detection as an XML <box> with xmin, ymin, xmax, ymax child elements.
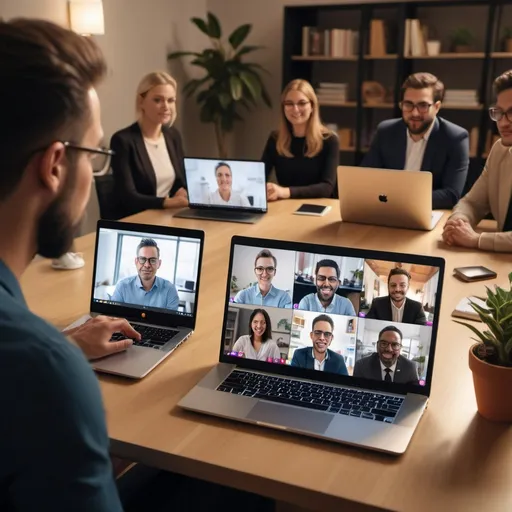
<box><xmin>337</xmin><ymin>166</ymin><xmax>444</xmax><ymax>231</ymax></box>
<box><xmin>178</xmin><ymin>235</ymin><xmax>445</xmax><ymax>455</ymax></box>
<box><xmin>66</xmin><ymin>219</ymin><xmax>204</xmax><ymax>379</ymax></box>
<box><xmin>174</xmin><ymin>157</ymin><xmax>267</xmax><ymax>224</ymax></box>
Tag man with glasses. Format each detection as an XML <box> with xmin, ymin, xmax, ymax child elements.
<box><xmin>353</xmin><ymin>326</ymin><xmax>419</xmax><ymax>384</ymax></box>
<box><xmin>112</xmin><ymin>238</ymin><xmax>179</xmax><ymax>310</ymax></box>
<box><xmin>298</xmin><ymin>259</ymin><xmax>356</xmax><ymax>315</ymax></box>
<box><xmin>361</xmin><ymin>72</ymin><xmax>469</xmax><ymax>209</ymax></box>
<box><xmin>291</xmin><ymin>314</ymin><xmax>348</xmax><ymax>375</ymax></box>
<box><xmin>443</xmin><ymin>70</ymin><xmax>512</xmax><ymax>252</ymax></box>
<box><xmin>234</xmin><ymin>249</ymin><xmax>292</xmax><ymax>308</ymax></box>
<box><xmin>366</xmin><ymin>268</ymin><xmax>427</xmax><ymax>325</ymax></box>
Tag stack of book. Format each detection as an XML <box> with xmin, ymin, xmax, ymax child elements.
<box><xmin>404</xmin><ymin>18</ymin><xmax>429</xmax><ymax>56</ymax></box>
<box><xmin>316</xmin><ymin>83</ymin><xmax>349</xmax><ymax>104</ymax></box>
<box><xmin>302</xmin><ymin>27</ymin><xmax>359</xmax><ymax>57</ymax></box>
<box><xmin>444</xmin><ymin>89</ymin><xmax>479</xmax><ymax>107</ymax></box>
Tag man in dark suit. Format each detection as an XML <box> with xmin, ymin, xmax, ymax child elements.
<box><xmin>291</xmin><ymin>314</ymin><xmax>348</xmax><ymax>375</ymax></box>
<box><xmin>361</xmin><ymin>72</ymin><xmax>469</xmax><ymax>210</ymax></box>
<box><xmin>353</xmin><ymin>326</ymin><xmax>419</xmax><ymax>384</ymax></box>
<box><xmin>366</xmin><ymin>268</ymin><xmax>427</xmax><ymax>325</ymax></box>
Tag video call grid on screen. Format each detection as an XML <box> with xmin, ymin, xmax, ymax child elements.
<box><xmin>184</xmin><ymin>157</ymin><xmax>267</xmax><ymax>212</ymax></box>
<box><xmin>92</xmin><ymin>227</ymin><xmax>202</xmax><ymax>317</ymax></box>
<box><xmin>222</xmin><ymin>244</ymin><xmax>442</xmax><ymax>386</ymax></box>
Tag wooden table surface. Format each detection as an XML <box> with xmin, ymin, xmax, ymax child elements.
<box><xmin>20</xmin><ymin>199</ymin><xmax>512</xmax><ymax>512</ymax></box>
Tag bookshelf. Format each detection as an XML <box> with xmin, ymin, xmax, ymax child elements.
<box><xmin>282</xmin><ymin>0</ymin><xmax>512</xmax><ymax>192</ymax></box>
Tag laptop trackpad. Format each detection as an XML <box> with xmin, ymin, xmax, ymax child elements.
<box><xmin>247</xmin><ymin>401</ymin><xmax>333</xmax><ymax>433</ymax></box>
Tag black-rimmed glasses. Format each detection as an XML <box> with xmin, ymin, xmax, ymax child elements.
<box><xmin>399</xmin><ymin>101</ymin><xmax>433</xmax><ymax>114</ymax></box>
<box><xmin>489</xmin><ymin>107</ymin><xmax>512</xmax><ymax>123</ymax></box>
<box><xmin>312</xmin><ymin>330</ymin><xmax>333</xmax><ymax>340</ymax></box>
<box><xmin>378</xmin><ymin>340</ymin><xmax>402</xmax><ymax>351</ymax></box>
<box><xmin>62</xmin><ymin>142</ymin><xmax>114</xmax><ymax>176</ymax></box>
<box><xmin>137</xmin><ymin>256</ymin><xmax>159</xmax><ymax>266</ymax></box>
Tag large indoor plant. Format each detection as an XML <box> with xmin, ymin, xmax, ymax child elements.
<box><xmin>454</xmin><ymin>272</ymin><xmax>512</xmax><ymax>422</ymax></box>
<box><xmin>167</xmin><ymin>13</ymin><xmax>272</xmax><ymax>158</ymax></box>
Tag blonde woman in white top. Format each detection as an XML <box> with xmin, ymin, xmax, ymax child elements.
<box><xmin>232</xmin><ymin>308</ymin><xmax>281</xmax><ymax>362</ymax></box>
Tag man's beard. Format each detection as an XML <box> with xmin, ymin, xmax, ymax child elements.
<box><xmin>406</xmin><ymin>117</ymin><xmax>433</xmax><ymax>135</ymax></box>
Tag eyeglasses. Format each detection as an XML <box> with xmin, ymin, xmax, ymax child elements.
<box><xmin>137</xmin><ymin>256</ymin><xmax>158</xmax><ymax>266</ymax></box>
<box><xmin>378</xmin><ymin>340</ymin><xmax>402</xmax><ymax>351</ymax></box>
<box><xmin>312</xmin><ymin>330</ymin><xmax>333</xmax><ymax>340</ymax></box>
<box><xmin>62</xmin><ymin>142</ymin><xmax>114</xmax><ymax>176</ymax></box>
<box><xmin>489</xmin><ymin>107</ymin><xmax>512</xmax><ymax>123</ymax></box>
<box><xmin>317</xmin><ymin>275</ymin><xmax>338</xmax><ymax>284</ymax></box>
<box><xmin>283</xmin><ymin>100</ymin><xmax>310</xmax><ymax>110</ymax></box>
<box><xmin>255</xmin><ymin>266</ymin><xmax>276</xmax><ymax>274</ymax></box>
<box><xmin>399</xmin><ymin>101</ymin><xmax>433</xmax><ymax>114</ymax></box>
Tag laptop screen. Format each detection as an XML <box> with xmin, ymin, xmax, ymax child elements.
<box><xmin>91</xmin><ymin>221</ymin><xmax>204</xmax><ymax>327</ymax></box>
<box><xmin>220</xmin><ymin>237</ymin><xmax>444</xmax><ymax>395</ymax></box>
<box><xmin>184</xmin><ymin>157</ymin><xmax>267</xmax><ymax>213</ymax></box>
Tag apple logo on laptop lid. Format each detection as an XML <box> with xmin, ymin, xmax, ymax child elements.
<box><xmin>378</xmin><ymin>194</ymin><xmax>388</xmax><ymax>203</ymax></box>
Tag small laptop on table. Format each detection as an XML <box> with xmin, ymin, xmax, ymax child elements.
<box><xmin>66</xmin><ymin>219</ymin><xmax>204</xmax><ymax>379</ymax></box>
<box><xmin>337</xmin><ymin>166</ymin><xmax>444</xmax><ymax>231</ymax></box>
<box><xmin>174</xmin><ymin>157</ymin><xmax>267</xmax><ymax>224</ymax></box>
<box><xmin>178</xmin><ymin>235</ymin><xmax>445</xmax><ymax>455</ymax></box>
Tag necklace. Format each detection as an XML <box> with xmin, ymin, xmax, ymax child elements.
<box><xmin>143</xmin><ymin>133</ymin><xmax>163</xmax><ymax>149</ymax></box>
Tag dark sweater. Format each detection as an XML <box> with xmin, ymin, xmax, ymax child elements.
<box><xmin>261</xmin><ymin>131</ymin><xmax>339</xmax><ymax>198</ymax></box>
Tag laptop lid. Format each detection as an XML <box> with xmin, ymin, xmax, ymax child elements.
<box><xmin>184</xmin><ymin>157</ymin><xmax>267</xmax><ymax>214</ymax></box>
<box><xmin>219</xmin><ymin>236</ymin><xmax>445</xmax><ymax>398</ymax></box>
<box><xmin>337</xmin><ymin>166</ymin><xmax>433</xmax><ymax>230</ymax></box>
<box><xmin>90</xmin><ymin>220</ymin><xmax>204</xmax><ymax>330</ymax></box>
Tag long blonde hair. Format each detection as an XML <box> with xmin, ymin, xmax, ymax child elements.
<box><xmin>276</xmin><ymin>79</ymin><xmax>330</xmax><ymax>158</ymax></box>
<box><xmin>135</xmin><ymin>71</ymin><xmax>178</xmax><ymax>126</ymax></box>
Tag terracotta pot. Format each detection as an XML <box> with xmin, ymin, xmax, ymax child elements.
<box><xmin>454</xmin><ymin>44</ymin><xmax>471</xmax><ymax>53</ymax></box>
<box><xmin>468</xmin><ymin>344</ymin><xmax>512</xmax><ymax>422</ymax></box>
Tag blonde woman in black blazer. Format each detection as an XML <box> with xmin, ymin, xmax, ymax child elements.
<box><xmin>110</xmin><ymin>71</ymin><xmax>188</xmax><ymax>218</ymax></box>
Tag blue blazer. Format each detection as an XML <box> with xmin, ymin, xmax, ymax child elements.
<box><xmin>361</xmin><ymin>117</ymin><xmax>469</xmax><ymax>209</ymax></box>
<box><xmin>291</xmin><ymin>347</ymin><xmax>348</xmax><ymax>376</ymax></box>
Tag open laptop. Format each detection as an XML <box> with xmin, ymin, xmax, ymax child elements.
<box><xmin>337</xmin><ymin>166</ymin><xmax>444</xmax><ymax>231</ymax></box>
<box><xmin>67</xmin><ymin>220</ymin><xmax>204</xmax><ymax>379</ymax></box>
<box><xmin>174</xmin><ymin>157</ymin><xmax>267</xmax><ymax>224</ymax></box>
<box><xmin>178</xmin><ymin>235</ymin><xmax>445</xmax><ymax>455</ymax></box>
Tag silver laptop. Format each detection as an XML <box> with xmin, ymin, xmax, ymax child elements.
<box><xmin>178</xmin><ymin>235</ymin><xmax>445</xmax><ymax>455</ymax></box>
<box><xmin>67</xmin><ymin>220</ymin><xmax>204</xmax><ymax>379</ymax></box>
<box><xmin>174</xmin><ymin>157</ymin><xmax>267</xmax><ymax>224</ymax></box>
<box><xmin>337</xmin><ymin>166</ymin><xmax>444</xmax><ymax>231</ymax></box>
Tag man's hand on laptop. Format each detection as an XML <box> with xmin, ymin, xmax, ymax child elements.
<box><xmin>64</xmin><ymin>316</ymin><xmax>141</xmax><ymax>360</ymax></box>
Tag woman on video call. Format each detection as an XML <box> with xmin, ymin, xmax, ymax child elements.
<box><xmin>110</xmin><ymin>71</ymin><xmax>188</xmax><ymax>218</ymax></box>
<box><xmin>232</xmin><ymin>309</ymin><xmax>281</xmax><ymax>361</ymax></box>
<box><xmin>207</xmin><ymin>161</ymin><xmax>250</xmax><ymax>207</ymax></box>
<box><xmin>261</xmin><ymin>78</ymin><xmax>339</xmax><ymax>201</ymax></box>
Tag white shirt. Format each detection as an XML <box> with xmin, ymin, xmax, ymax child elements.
<box><xmin>404</xmin><ymin>120</ymin><xmax>435</xmax><ymax>171</ymax></box>
<box><xmin>144</xmin><ymin>136</ymin><xmax>176</xmax><ymax>198</ymax></box>
<box><xmin>208</xmin><ymin>189</ymin><xmax>250</xmax><ymax>207</ymax></box>
<box><xmin>380</xmin><ymin>360</ymin><xmax>398</xmax><ymax>381</ymax></box>
<box><xmin>391</xmin><ymin>299</ymin><xmax>405</xmax><ymax>323</ymax></box>
<box><xmin>312</xmin><ymin>348</ymin><xmax>328</xmax><ymax>371</ymax></box>
<box><xmin>232</xmin><ymin>335</ymin><xmax>280</xmax><ymax>362</ymax></box>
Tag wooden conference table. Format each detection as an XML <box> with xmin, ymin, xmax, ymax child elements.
<box><xmin>20</xmin><ymin>199</ymin><xmax>512</xmax><ymax>512</ymax></box>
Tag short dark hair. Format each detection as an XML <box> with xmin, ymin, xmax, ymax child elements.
<box><xmin>378</xmin><ymin>325</ymin><xmax>403</xmax><ymax>341</ymax></box>
<box><xmin>137</xmin><ymin>238</ymin><xmax>160</xmax><ymax>258</ymax></box>
<box><xmin>215</xmin><ymin>162</ymin><xmax>231</xmax><ymax>174</ymax></box>
<box><xmin>249</xmin><ymin>308</ymin><xmax>272</xmax><ymax>344</ymax></box>
<box><xmin>312</xmin><ymin>314</ymin><xmax>334</xmax><ymax>332</ymax></box>
<box><xmin>254</xmin><ymin>249</ymin><xmax>277</xmax><ymax>268</ymax></box>
<box><xmin>315</xmin><ymin>259</ymin><xmax>340</xmax><ymax>278</ymax></box>
<box><xmin>388</xmin><ymin>267</ymin><xmax>411</xmax><ymax>284</ymax></box>
<box><xmin>0</xmin><ymin>18</ymin><xmax>107</xmax><ymax>200</ymax></box>
<box><xmin>401</xmin><ymin>72</ymin><xmax>445</xmax><ymax>103</ymax></box>
<box><xmin>493</xmin><ymin>70</ymin><xmax>512</xmax><ymax>96</ymax></box>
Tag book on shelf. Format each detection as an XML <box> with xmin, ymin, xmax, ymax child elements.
<box><xmin>404</xmin><ymin>18</ymin><xmax>428</xmax><ymax>56</ymax></box>
<box><xmin>337</xmin><ymin>128</ymin><xmax>355</xmax><ymax>149</ymax></box>
<box><xmin>301</xmin><ymin>26</ymin><xmax>359</xmax><ymax>57</ymax></box>
<box><xmin>316</xmin><ymin>82</ymin><xmax>349</xmax><ymax>103</ymax></box>
<box><xmin>369</xmin><ymin>19</ymin><xmax>386</xmax><ymax>56</ymax></box>
<box><xmin>444</xmin><ymin>89</ymin><xmax>479</xmax><ymax>107</ymax></box>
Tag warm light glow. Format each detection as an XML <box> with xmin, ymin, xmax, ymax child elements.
<box><xmin>69</xmin><ymin>1</ymin><xmax>105</xmax><ymax>36</ymax></box>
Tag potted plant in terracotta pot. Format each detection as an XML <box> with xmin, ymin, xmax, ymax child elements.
<box><xmin>454</xmin><ymin>272</ymin><xmax>512</xmax><ymax>422</ymax></box>
<box><xmin>451</xmin><ymin>27</ymin><xmax>474</xmax><ymax>53</ymax></box>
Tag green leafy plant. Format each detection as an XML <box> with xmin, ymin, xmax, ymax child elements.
<box><xmin>454</xmin><ymin>272</ymin><xmax>512</xmax><ymax>368</ymax></box>
<box><xmin>352</xmin><ymin>269</ymin><xmax>364</xmax><ymax>280</ymax></box>
<box><xmin>230</xmin><ymin>275</ymin><xmax>238</xmax><ymax>291</ymax></box>
<box><xmin>167</xmin><ymin>12</ymin><xmax>272</xmax><ymax>158</ymax></box>
<box><xmin>451</xmin><ymin>27</ymin><xmax>474</xmax><ymax>47</ymax></box>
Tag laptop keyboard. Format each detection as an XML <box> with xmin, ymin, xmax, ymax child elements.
<box><xmin>217</xmin><ymin>370</ymin><xmax>404</xmax><ymax>423</ymax></box>
<box><xmin>110</xmin><ymin>324</ymin><xmax>179</xmax><ymax>350</ymax></box>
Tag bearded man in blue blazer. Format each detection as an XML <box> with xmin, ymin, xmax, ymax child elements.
<box><xmin>361</xmin><ymin>72</ymin><xmax>469</xmax><ymax>210</ymax></box>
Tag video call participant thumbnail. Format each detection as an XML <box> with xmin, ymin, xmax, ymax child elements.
<box><xmin>232</xmin><ymin>308</ymin><xmax>281</xmax><ymax>361</ymax></box>
<box><xmin>207</xmin><ymin>161</ymin><xmax>250</xmax><ymax>207</ymax></box>
<box><xmin>366</xmin><ymin>268</ymin><xmax>426</xmax><ymax>325</ymax></box>
<box><xmin>291</xmin><ymin>314</ymin><xmax>348</xmax><ymax>375</ymax></box>
<box><xmin>234</xmin><ymin>249</ymin><xmax>292</xmax><ymax>308</ymax></box>
<box><xmin>298</xmin><ymin>259</ymin><xmax>356</xmax><ymax>315</ymax></box>
<box><xmin>112</xmin><ymin>238</ymin><xmax>179</xmax><ymax>310</ymax></box>
<box><xmin>353</xmin><ymin>325</ymin><xmax>419</xmax><ymax>384</ymax></box>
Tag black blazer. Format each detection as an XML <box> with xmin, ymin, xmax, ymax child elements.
<box><xmin>110</xmin><ymin>122</ymin><xmax>186</xmax><ymax>218</ymax></box>
<box><xmin>365</xmin><ymin>296</ymin><xmax>427</xmax><ymax>325</ymax></box>
<box><xmin>353</xmin><ymin>353</ymin><xmax>419</xmax><ymax>384</ymax></box>
<box><xmin>361</xmin><ymin>116</ymin><xmax>469</xmax><ymax>209</ymax></box>
<box><xmin>290</xmin><ymin>347</ymin><xmax>348</xmax><ymax>376</ymax></box>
